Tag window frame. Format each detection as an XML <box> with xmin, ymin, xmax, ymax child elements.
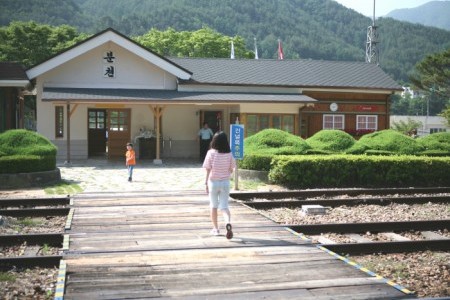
<box><xmin>323</xmin><ymin>114</ymin><xmax>345</xmax><ymax>130</ymax></box>
<box><xmin>356</xmin><ymin>115</ymin><xmax>378</xmax><ymax>130</ymax></box>
<box><xmin>240</xmin><ymin>113</ymin><xmax>296</xmax><ymax>137</ymax></box>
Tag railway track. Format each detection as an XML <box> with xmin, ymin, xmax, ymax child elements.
<box><xmin>231</xmin><ymin>186</ymin><xmax>450</xmax><ymax>201</ymax></box>
<box><xmin>233</xmin><ymin>188</ymin><xmax>450</xmax><ymax>255</ymax></box>
<box><xmin>0</xmin><ymin>197</ymin><xmax>70</xmax><ymax>269</ymax></box>
<box><xmin>240</xmin><ymin>195</ymin><xmax>450</xmax><ymax>209</ymax></box>
<box><xmin>288</xmin><ymin>220</ymin><xmax>450</xmax><ymax>254</ymax></box>
<box><xmin>0</xmin><ymin>195</ymin><xmax>71</xmax><ymax>207</ymax></box>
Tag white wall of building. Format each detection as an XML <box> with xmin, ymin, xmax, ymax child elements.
<box><xmin>390</xmin><ymin>115</ymin><xmax>449</xmax><ymax>135</ymax></box>
<box><xmin>40</xmin><ymin>42</ymin><xmax>177</xmax><ymax>90</ymax></box>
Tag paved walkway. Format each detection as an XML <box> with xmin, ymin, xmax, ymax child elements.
<box><xmin>58</xmin><ymin>158</ymin><xmax>206</xmax><ymax>193</ymax></box>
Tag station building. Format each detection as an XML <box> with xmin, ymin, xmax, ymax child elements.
<box><xmin>17</xmin><ymin>28</ymin><xmax>402</xmax><ymax>162</ymax></box>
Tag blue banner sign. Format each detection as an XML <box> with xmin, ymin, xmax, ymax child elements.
<box><xmin>230</xmin><ymin>124</ymin><xmax>244</xmax><ymax>160</ymax></box>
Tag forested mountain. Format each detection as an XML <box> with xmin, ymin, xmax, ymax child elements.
<box><xmin>386</xmin><ymin>1</ymin><xmax>450</xmax><ymax>31</ymax></box>
<box><xmin>1</xmin><ymin>0</ymin><xmax>449</xmax><ymax>84</ymax></box>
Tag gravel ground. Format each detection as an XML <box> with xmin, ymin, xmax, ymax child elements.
<box><xmin>0</xmin><ymin>267</ymin><xmax>58</xmax><ymax>300</ymax></box>
<box><xmin>263</xmin><ymin>201</ymin><xmax>450</xmax><ymax>298</ymax></box>
<box><xmin>0</xmin><ymin>216</ymin><xmax>66</xmax><ymax>235</ymax></box>
<box><xmin>0</xmin><ymin>214</ymin><xmax>65</xmax><ymax>299</ymax></box>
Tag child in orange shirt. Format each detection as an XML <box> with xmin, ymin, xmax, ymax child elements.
<box><xmin>125</xmin><ymin>143</ymin><xmax>136</xmax><ymax>182</ymax></box>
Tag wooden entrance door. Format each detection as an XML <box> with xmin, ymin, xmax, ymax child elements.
<box><xmin>107</xmin><ymin>109</ymin><xmax>131</xmax><ymax>159</ymax></box>
<box><xmin>88</xmin><ymin>109</ymin><xmax>107</xmax><ymax>156</ymax></box>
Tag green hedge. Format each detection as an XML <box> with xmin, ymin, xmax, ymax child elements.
<box><xmin>244</xmin><ymin>128</ymin><xmax>310</xmax><ymax>155</ymax></box>
<box><xmin>240</xmin><ymin>154</ymin><xmax>273</xmax><ymax>171</ymax></box>
<box><xmin>347</xmin><ymin>129</ymin><xmax>425</xmax><ymax>155</ymax></box>
<box><xmin>0</xmin><ymin>129</ymin><xmax>57</xmax><ymax>173</ymax></box>
<box><xmin>306</xmin><ymin>129</ymin><xmax>355</xmax><ymax>153</ymax></box>
<box><xmin>0</xmin><ymin>155</ymin><xmax>56</xmax><ymax>174</ymax></box>
<box><xmin>417</xmin><ymin>132</ymin><xmax>450</xmax><ymax>152</ymax></box>
<box><xmin>269</xmin><ymin>155</ymin><xmax>450</xmax><ymax>188</ymax></box>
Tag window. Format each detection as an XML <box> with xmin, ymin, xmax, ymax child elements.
<box><xmin>323</xmin><ymin>114</ymin><xmax>344</xmax><ymax>129</ymax></box>
<box><xmin>430</xmin><ymin>128</ymin><xmax>446</xmax><ymax>134</ymax></box>
<box><xmin>356</xmin><ymin>115</ymin><xmax>377</xmax><ymax>130</ymax></box>
<box><xmin>243</xmin><ymin>113</ymin><xmax>295</xmax><ymax>137</ymax></box>
<box><xmin>89</xmin><ymin>110</ymin><xmax>105</xmax><ymax>129</ymax></box>
<box><xmin>282</xmin><ymin>115</ymin><xmax>294</xmax><ymax>133</ymax></box>
<box><xmin>109</xmin><ymin>110</ymin><xmax>128</xmax><ymax>131</ymax></box>
<box><xmin>55</xmin><ymin>106</ymin><xmax>64</xmax><ymax>138</ymax></box>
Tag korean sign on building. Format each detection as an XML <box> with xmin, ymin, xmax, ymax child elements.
<box><xmin>103</xmin><ymin>50</ymin><xmax>116</xmax><ymax>78</ymax></box>
<box><xmin>230</xmin><ymin>124</ymin><xmax>244</xmax><ymax>160</ymax></box>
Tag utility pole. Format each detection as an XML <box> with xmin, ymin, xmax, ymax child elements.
<box><xmin>366</xmin><ymin>0</ymin><xmax>379</xmax><ymax>65</ymax></box>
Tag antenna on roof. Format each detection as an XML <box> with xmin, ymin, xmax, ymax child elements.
<box><xmin>365</xmin><ymin>0</ymin><xmax>379</xmax><ymax>65</ymax></box>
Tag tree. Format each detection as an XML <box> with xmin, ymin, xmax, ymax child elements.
<box><xmin>134</xmin><ymin>27</ymin><xmax>252</xmax><ymax>58</ymax></box>
<box><xmin>410</xmin><ymin>48</ymin><xmax>450</xmax><ymax>116</ymax></box>
<box><xmin>0</xmin><ymin>21</ymin><xmax>87</xmax><ymax>67</ymax></box>
<box><xmin>438</xmin><ymin>106</ymin><xmax>450</xmax><ymax>127</ymax></box>
<box><xmin>391</xmin><ymin>118</ymin><xmax>423</xmax><ymax>136</ymax></box>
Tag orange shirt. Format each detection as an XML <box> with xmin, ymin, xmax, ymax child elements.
<box><xmin>126</xmin><ymin>149</ymin><xmax>136</xmax><ymax>166</ymax></box>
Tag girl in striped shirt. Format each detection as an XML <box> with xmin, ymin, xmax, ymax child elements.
<box><xmin>203</xmin><ymin>131</ymin><xmax>236</xmax><ymax>239</ymax></box>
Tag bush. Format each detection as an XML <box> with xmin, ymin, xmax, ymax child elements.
<box><xmin>0</xmin><ymin>129</ymin><xmax>57</xmax><ymax>156</ymax></box>
<box><xmin>0</xmin><ymin>129</ymin><xmax>57</xmax><ymax>173</ymax></box>
<box><xmin>240</xmin><ymin>154</ymin><xmax>273</xmax><ymax>171</ymax></box>
<box><xmin>269</xmin><ymin>155</ymin><xmax>450</xmax><ymax>188</ymax></box>
<box><xmin>348</xmin><ymin>129</ymin><xmax>424</xmax><ymax>155</ymax></box>
<box><xmin>244</xmin><ymin>129</ymin><xmax>310</xmax><ymax>155</ymax></box>
<box><xmin>0</xmin><ymin>155</ymin><xmax>56</xmax><ymax>174</ymax></box>
<box><xmin>416</xmin><ymin>132</ymin><xmax>450</xmax><ymax>153</ymax></box>
<box><xmin>306</xmin><ymin>130</ymin><xmax>355</xmax><ymax>153</ymax></box>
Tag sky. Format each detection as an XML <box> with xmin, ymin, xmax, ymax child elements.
<box><xmin>333</xmin><ymin>0</ymin><xmax>438</xmax><ymax>17</ymax></box>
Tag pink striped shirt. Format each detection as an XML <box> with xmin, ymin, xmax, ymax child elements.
<box><xmin>203</xmin><ymin>149</ymin><xmax>236</xmax><ymax>180</ymax></box>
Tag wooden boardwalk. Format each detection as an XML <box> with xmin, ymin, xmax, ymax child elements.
<box><xmin>62</xmin><ymin>191</ymin><xmax>410</xmax><ymax>299</ymax></box>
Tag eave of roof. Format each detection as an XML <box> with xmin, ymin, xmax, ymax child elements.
<box><xmin>0</xmin><ymin>62</ymin><xmax>29</xmax><ymax>83</ymax></box>
<box><xmin>42</xmin><ymin>87</ymin><xmax>316</xmax><ymax>104</ymax></box>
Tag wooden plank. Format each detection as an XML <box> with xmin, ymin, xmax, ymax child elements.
<box><xmin>62</xmin><ymin>193</ymin><xmax>408</xmax><ymax>299</ymax></box>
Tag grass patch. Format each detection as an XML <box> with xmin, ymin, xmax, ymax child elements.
<box><xmin>15</xmin><ymin>217</ymin><xmax>43</xmax><ymax>227</ymax></box>
<box><xmin>44</xmin><ymin>181</ymin><xmax>83</xmax><ymax>195</ymax></box>
<box><xmin>40</xmin><ymin>244</ymin><xmax>51</xmax><ymax>255</ymax></box>
<box><xmin>0</xmin><ymin>272</ymin><xmax>16</xmax><ymax>282</ymax></box>
<box><xmin>230</xmin><ymin>178</ymin><xmax>272</xmax><ymax>191</ymax></box>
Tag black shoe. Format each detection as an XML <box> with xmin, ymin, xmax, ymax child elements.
<box><xmin>226</xmin><ymin>223</ymin><xmax>233</xmax><ymax>240</ymax></box>
<box><xmin>128</xmin><ymin>177</ymin><xmax>132</xmax><ymax>182</ymax></box>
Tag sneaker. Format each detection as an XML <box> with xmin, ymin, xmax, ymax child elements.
<box><xmin>128</xmin><ymin>177</ymin><xmax>132</xmax><ymax>182</ymax></box>
<box><xmin>210</xmin><ymin>228</ymin><xmax>220</xmax><ymax>236</ymax></box>
<box><xmin>226</xmin><ymin>223</ymin><xmax>233</xmax><ymax>239</ymax></box>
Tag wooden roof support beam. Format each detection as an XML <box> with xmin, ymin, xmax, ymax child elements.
<box><xmin>149</xmin><ymin>105</ymin><xmax>165</xmax><ymax>164</ymax></box>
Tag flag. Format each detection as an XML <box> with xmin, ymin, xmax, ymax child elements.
<box><xmin>230</xmin><ymin>40</ymin><xmax>235</xmax><ymax>59</ymax></box>
<box><xmin>254</xmin><ymin>37</ymin><xmax>259</xmax><ymax>60</ymax></box>
<box><xmin>277</xmin><ymin>39</ymin><xmax>284</xmax><ymax>60</ymax></box>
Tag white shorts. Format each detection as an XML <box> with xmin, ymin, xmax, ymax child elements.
<box><xmin>208</xmin><ymin>179</ymin><xmax>230</xmax><ymax>209</ymax></box>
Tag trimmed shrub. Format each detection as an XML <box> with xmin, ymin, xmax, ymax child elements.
<box><xmin>416</xmin><ymin>132</ymin><xmax>450</xmax><ymax>153</ymax></box>
<box><xmin>348</xmin><ymin>129</ymin><xmax>424</xmax><ymax>155</ymax></box>
<box><xmin>269</xmin><ymin>155</ymin><xmax>450</xmax><ymax>188</ymax></box>
<box><xmin>306</xmin><ymin>130</ymin><xmax>355</xmax><ymax>153</ymax></box>
<box><xmin>0</xmin><ymin>155</ymin><xmax>56</xmax><ymax>174</ymax></box>
<box><xmin>0</xmin><ymin>129</ymin><xmax>57</xmax><ymax>173</ymax></box>
<box><xmin>0</xmin><ymin>129</ymin><xmax>57</xmax><ymax>156</ymax></box>
<box><xmin>240</xmin><ymin>154</ymin><xmax>273</xmax><ymax>171</ymax></box>
<box><xmin>244</xmin><ymin>129</ymin><xmax>310</xmax><ymax>155</ymax></box>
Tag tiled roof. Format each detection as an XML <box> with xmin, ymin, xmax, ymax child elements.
<box><xmin>0</xmin><ymin>62</ymin><xmax>29</xmax><ymax>81</ymax></box>
<box><xmin>42</xmin><ymin>87</ymin><xmax>316</xmax><ymax>103</ymax></box>
<box><xmin>170</xmin><ymin>58</ymin><xmax>402</xmax><ymax>91</ymax></box>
